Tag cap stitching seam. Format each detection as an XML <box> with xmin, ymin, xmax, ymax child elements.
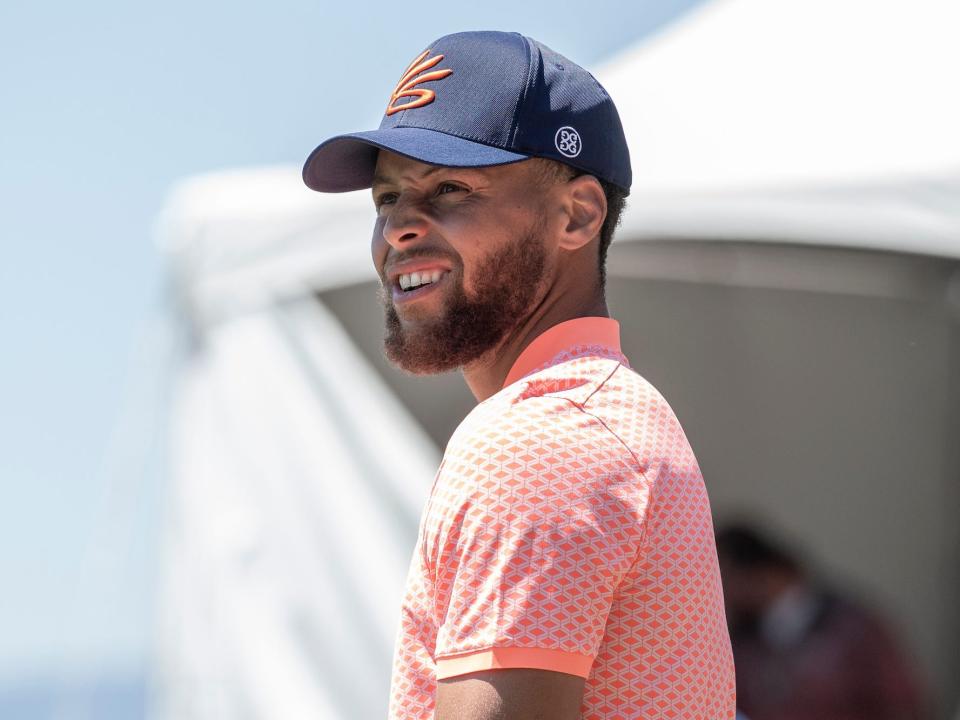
<box><xmin>507</xmin><ymin>35</ymin><xmax>537</xmax><ymax>148</ymax></box>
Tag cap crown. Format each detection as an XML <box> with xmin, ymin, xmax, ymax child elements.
<box><xmin>380</xmin><ymin>31</ymin><xmax>631</xmax><ymax>191</ymax></box>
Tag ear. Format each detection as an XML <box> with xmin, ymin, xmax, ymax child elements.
<box><xmin>557</xmin><ymin>175</ymin><xmax>606</xmax><ymax>251</ymax></box>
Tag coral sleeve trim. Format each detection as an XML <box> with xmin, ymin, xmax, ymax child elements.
<box><xmin>435</xmin><ymin>646</ymin><xmax>594</xmax><ymax>680</ymax></box>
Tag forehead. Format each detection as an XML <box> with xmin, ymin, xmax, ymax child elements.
<box><xmin>371</xmin><ymin>149</ymin><xmax>536</xmax><ymax>186</ymax></box>
<box><xmin>372</xmin><ymin>150</ymin><xmax>440</xmax><ymax>182</ymax></box>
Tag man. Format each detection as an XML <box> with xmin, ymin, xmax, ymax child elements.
<box><xmin>716</xmin><ymin>524</ymin><xmax>929</xmax><ymax>720</ymax></box>
<box><xmin>302</xmin><ymin>31</ymin><xmax>735</xmax><ymax>719</ymax></box>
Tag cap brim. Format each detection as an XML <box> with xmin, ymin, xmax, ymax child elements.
<box><xmin>302</xmin><ymin>127</ymin><xmax>530</xmax><ymax>192</ymax></box>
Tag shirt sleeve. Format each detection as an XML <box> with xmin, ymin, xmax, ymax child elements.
<box><xmin>431</xmin><ymin>404</ymin><xmax>651</xmax><ymax>680</ymax></box>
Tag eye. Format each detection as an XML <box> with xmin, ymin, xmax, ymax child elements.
<box><xmin>435</xmin><ymin>182</ymin><xmax>466</xmax><ymax>197</ymax></box>
<box><xmin>374</xmin><ymin>191</ymin><xmax>398</xmax><ymax>209</ymax></box>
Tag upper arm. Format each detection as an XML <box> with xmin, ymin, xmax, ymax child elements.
<box><xmin>428</xmin><ymin>405</ymin><xmax>650</xmax><ymax>713</ymax></box>
<box><xmin>436</xmin><ymin>668</ymin><xmax>585</xmax><ymax>720</ymax></box>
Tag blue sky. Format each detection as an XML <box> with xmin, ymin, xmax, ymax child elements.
<box><xmin>0</xmin><ymin>0</ymin><xmax>704</xmax><ymax>687</ymax></box>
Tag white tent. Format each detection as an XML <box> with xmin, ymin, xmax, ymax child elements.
<box><xmin>153</xmin><ymin>0</ymin><xmax>960</xmax><ymax>717</ymax></box>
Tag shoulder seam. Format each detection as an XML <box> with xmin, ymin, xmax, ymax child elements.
<box><xmin>563</xmin><ymin>364</ymin><xmax>659</xmax><ymax>571</ymax></box>
<box><xmin>570</xmin><ymin>402</ymin><xmax>644</xmax><ymax>480</ymax></box>
<box><xmin>569</xmin><ymin>402</ymin><xmax>658</xmax><ymax>573</ymax></box>
<box><xmin>579</xmin><ymin>359</ymin><xmax>622</xmax><ymax>409</ymax></box>
<box><xmin>559</xmin><ymin>363</ymin><xmax>644</xmax><ymax>479</ymax></box>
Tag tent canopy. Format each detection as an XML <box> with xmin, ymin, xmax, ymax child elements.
<box><xmin>157</xmin><ymin>0</ymin><xmax>960</xmax><ymax>327</ymax></box>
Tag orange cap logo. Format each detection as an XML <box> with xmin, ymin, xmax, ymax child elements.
<box><xmin>385</xmin><ymin>49</ymin><xmax>453</xmax><ymax>116</ymax></box>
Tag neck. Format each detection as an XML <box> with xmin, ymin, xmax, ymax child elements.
<box><xmin>461</xmin><ymin>291</ymin><xmax>609</xmax><ymax>401</ymax></box>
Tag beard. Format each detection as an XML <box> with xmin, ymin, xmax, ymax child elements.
<box><xmin>380</xmin><ymin>218</ymin><xmax>548</xmax><ymax>375</ymax></box>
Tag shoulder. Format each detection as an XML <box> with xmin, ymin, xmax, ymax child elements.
<box><xmin>443</xmin><ymin>357</ymin><xmax>649</xmax><ymax>483</ymax></box>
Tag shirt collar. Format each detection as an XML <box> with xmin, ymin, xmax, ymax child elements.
<box><xmin>502</xmin><ymin>316</ymin><xmax>624</xmax><ymax>389</ymax></box>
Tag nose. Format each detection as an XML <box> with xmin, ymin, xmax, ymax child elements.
<box><xmin>380</xmin><ymin>196</ymin><xmax>430</xmax><ymax>251</ymax></box>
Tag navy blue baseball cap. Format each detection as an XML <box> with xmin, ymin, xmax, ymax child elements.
<box><xmin>302</xmin><ymin>31</ymin><xmax>631</xmax><ymax>194</ymax></box>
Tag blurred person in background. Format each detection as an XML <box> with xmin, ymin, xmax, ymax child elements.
<box><xmin>716</xmin><ymin>523</ymin><xmax>930</xmax><ymax>720</ymax></box>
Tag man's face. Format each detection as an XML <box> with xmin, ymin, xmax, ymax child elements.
<box><xmin>370</xmin><ymin>151</ymin><xmax>557</xmax><ymax>375</ymax></box>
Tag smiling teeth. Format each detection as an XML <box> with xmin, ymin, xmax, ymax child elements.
<box><xmin>399</xmin><ymin>270</ymin><xmax>445</xmax><ymax>290</ymax></box>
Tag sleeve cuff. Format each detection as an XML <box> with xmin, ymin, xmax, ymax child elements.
<box><xmin>435</xmin><ymin>646</ymin><xmax>595</xmax><ymax>680</ymax></box>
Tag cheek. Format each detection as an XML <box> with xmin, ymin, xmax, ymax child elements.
<box><xmin>371</xmin><ymin>220</ymin><xmax>388</xmax><ymax>272</ymax></box>
<box><xmin>456</xmin><ymin>245</ymin><xmax>497</xmax><ymax>296</ymax></box>
<box><xmin>437</xmin><ymin>213</ymin><xmax>514</xmax><ymax>283</ymax></box>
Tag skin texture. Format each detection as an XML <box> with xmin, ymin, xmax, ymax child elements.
<box><xmin>435</xmin><ymin>668</ymin><xmax>587</xmax><ymax>720</ymax></box>
<box><xmin>370</xmin><ymin>150</ymin><xmax>610</xmax><ymax>717</ymax></box>
<box><xmin>371</xmin><ymin>150</ymin><xmax>609</xmax><ymax>402</ymax></box>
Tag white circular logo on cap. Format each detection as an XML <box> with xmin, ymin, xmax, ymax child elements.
<box><xmin>554</xmin><ymin>126</ymin><xmax>582</xmax><ymax>158</ymax></box>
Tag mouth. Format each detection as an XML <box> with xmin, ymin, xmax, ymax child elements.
<box><xmin>392</xmin><ymin>269</ymin><xmax>450</xmax><ymax>305</ymax></box>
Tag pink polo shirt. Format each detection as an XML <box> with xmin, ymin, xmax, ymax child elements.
<box><xmin>388</xmin><ymin>317</ymin><xmax>736</xmax><ymax>719</ymax></box>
